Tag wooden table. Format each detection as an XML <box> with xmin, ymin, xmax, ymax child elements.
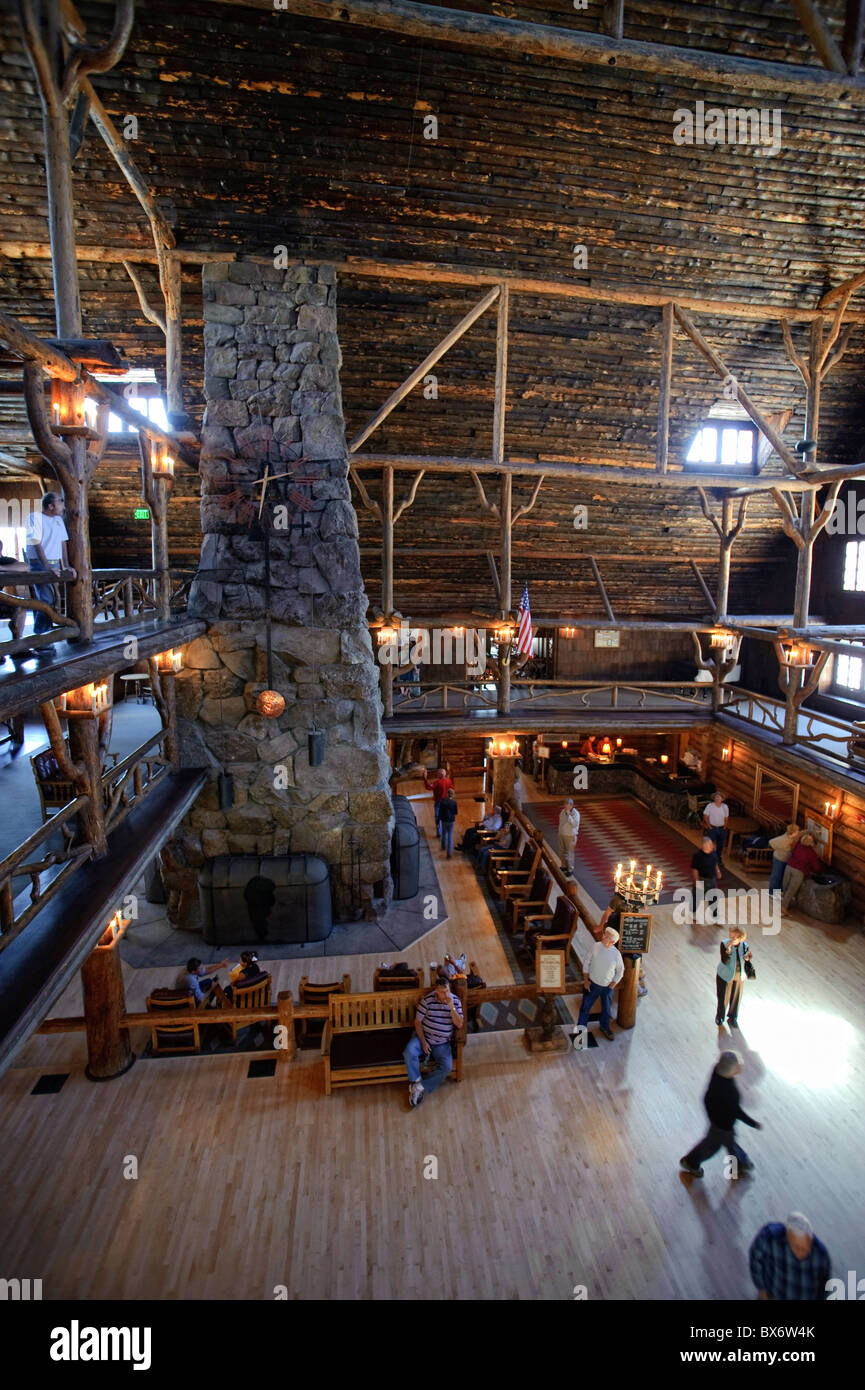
<box><xmin>724</xmin><ymin>814</ymin><xmax>760</xmax><ymax>856</ymax></box>
<box><xmin>119</xmin><ymin>673</ymin><xmax>152</xmax><ymax>703</ymax></box>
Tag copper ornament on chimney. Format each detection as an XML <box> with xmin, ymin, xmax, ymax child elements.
<box><xmin>256</xmin><ymin>689</ymin><xmax>285</xmax><ymax>718</ymax></box>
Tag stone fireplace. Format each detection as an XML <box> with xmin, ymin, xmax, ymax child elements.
<box><xmin>176</xmin><ymin>261</ymin><xmax>393</xmax><ymax>918</ymax></box>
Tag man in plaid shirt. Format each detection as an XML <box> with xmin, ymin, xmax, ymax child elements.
<box><xmin>749</xmin><ymin>1213</ymin><xmax>831</xmax><ymax>1300</ymax></box>
<box><xmin>404</xmin><ymin>973</ymin><xmax>463</xmax><ymax>1108</ymax></box>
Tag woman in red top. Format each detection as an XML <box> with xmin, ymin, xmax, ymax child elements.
<box><xmin>781</xmin><ymin>833</ymin><xmax>822</xmax><ymax>913</ymax></box>
<box><xmin>424</xmin><ymin>766</ymin><xmax>453</xmax><ymax>835</ymax></box>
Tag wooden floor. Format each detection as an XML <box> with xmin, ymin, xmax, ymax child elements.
<box><xmin>1</xmin><ymin>774</ymin><xmax>864</xmax><ymax>1301</ymax></box>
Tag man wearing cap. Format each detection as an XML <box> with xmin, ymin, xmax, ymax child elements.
<box><xmin>749</xmin><ymin>1214</ymin><xmax>831</xmax><ymax>1300</ymax></box>
<box><xmin>577</xmin><ymin>926</ymin><xmax>624</xmax><ymax>1042</ymax></box>
<box><xmin>680</xmin><ymin>1050</ymin><xmax>760</xmax><ymax>1177</ymax></box>
<box><xmin>558</xmin><ymin>797</ymin><xmax>581</xmax><ymax>877</ymax></box>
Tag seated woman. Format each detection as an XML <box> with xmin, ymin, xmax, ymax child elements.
<box><xmin>476</xmin><ymin>816</ymin><xmax>516</xmax><ymax>874</ymax></box>
<box><xmin>225</xmin><ymin>950</ymin><xmax>266</xmax><ymax>997</ymax></box>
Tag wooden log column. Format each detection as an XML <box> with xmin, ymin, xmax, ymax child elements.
<box><xmin>41</xmin><ymin>696</ymin><xmax>108</xmax><ymax>856</ymax></box>
<box><xmin>615</xmin><ymin>953</ymin><xmax>640</xmax><ymax>1030</ymax></box>
<box><xmin>81</xmin><ymin>916</ymin><xmax>135</xmax><ymax>1081</ymax></box>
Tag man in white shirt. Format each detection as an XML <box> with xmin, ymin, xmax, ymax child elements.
<box><xmin>557</xmin><ymin>797</ymin><xmax>581</xmax><ymax>876</ymax></box>
<box><xmin>25</xmin><ymin>492</ymin><xmax>76</xmax><ymax>634</ymax></box>
<box><xmin>703</xmin><ymin>792</ymin><xmax>729</xmax><ymax>863</ymax></box>
<box><xmin>577</xmin><ymin>926</ymin><xmax>624</xmax><ymax>1041</ymax></box>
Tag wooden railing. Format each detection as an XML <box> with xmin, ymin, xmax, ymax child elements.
<box><xmin>0</xmin><ymin>566</ymin><xmax>196</xmax><ymax>662</ymax></box>
<box><xmin>722</xmin><ymin>687</ymin><xmax>854</xmax><ymax>760</ymax></box>
<box><xmin>102</xmin><ymin>729</ymin><xmax>169</xmax><ymax>832</ymax></box>
<box><xmin>0</xmin><ymin>728</ymin><xmax>171</xmax><ymax>949</ymax></box>
<box><xmin>511</xmin><ymin>679</ymin><xmax>713</xmax><ymax>710</ymax></box>
<box><xmin>392</xmin><ymin>681</ymin><xmax>498</xmax><ymax>710</ymax></box>
<box><xmin>0</xmin><ymin>798</ymin><xmax>92</xmax><ymax>951</ymax></box>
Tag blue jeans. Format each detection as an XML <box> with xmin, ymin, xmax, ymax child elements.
<box><xmin>476</xmin><ymin>846</ymin><xmax>492</xmax><ymax>874</ymax></box>
<box><xmin>578</xmin><ymin>982</ymin><xmax>613</xmax><ymax>1030</ymax></box>
<box><xmin>440</xmin><ymin>823</ymin><xmax>454</xmax><ymax>853</ymax></box>
<box><xmin>403</xmin><ymin>1034</ymin><xmax>453</xmax><ymax>1093</ymax></box>
<box><xmin>27</xmin><ymin>556</ymin><xmax>55</xmax><ymax>634</ymax></box>
<box><xmin>768</xmin><ymin>857</ymin><xmax>786</xmax><ymax>894</ymax></box>
<box><xmin>433</xmin><ymin>802</ymin><xmax>442</xmax><ymax>833</ymax></box>
<box><xmin>707</xmin><ymin>826</ymin><xmax>725</xmax><ymax>861</ymax></box>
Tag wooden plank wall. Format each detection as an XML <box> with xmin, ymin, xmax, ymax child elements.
<box><xmin>705</xmin><ymin>725</ymin><xmax>865</xmax><ymax>921</ymax></box>
<box><xmin>556</xmin><ymin>630</ymin><xmax>696</xmax><ymax>680</ymax></box>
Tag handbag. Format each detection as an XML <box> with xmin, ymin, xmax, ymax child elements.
<box><xmin>744</xmin><ymin>959</ymin><xmax>756</xmax><ymax>981</ymax></box>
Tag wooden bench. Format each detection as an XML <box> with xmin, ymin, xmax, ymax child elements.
<box><xmin>322</xmin><ymin>989</ymin><xmax>465</xmax><ymax>1096</ymax></box>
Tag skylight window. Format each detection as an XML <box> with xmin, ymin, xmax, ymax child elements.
<box><xmin>686</xmin><ymin>422</ymin><xmax>755</xmax><ymax>467</ymax></box>
<box><xmin>92</xmin><ymin>367</ymin><xmax>167</xmax><ymax>434</ymax></box>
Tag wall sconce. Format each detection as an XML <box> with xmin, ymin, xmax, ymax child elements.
<box><xmin>824</xmin><ymin>798</ymin><xmax>840</xmax><ymax>820</ymax></box>
<box><xmin>560</xmin><ymin>627</ymin><xmax>576</xmax><ymax>638</ymax></box>
<box><xmin>58</xmin><ymin>681</ymin><xmax>110</xmax><ymax>716</ymax></box>
<box><xmin>561</xmin><ymin>739</ymin><xmax>568</xmax><ymax>750</ymax></box>
<box><xmin>721</xmin><ymin>742</ymin><xmax>732</xmax><ymax>761</ymax></box>
<box><xmin>377</xmin><ymin>625</ymin><xmax>395</xmax><ymax>646</ymax></box>
<box><xmin>488</xmin><ymin>735</ymin><xmax>519</xmax><ymax>758</ymax></box>
<box><xmin>709</xmin><ymin>628</ymin><xmax>734</xmax><ymax>649</ymax></box>
<box><xmin>660</xmin><ymin>753</ymin><xmax>669</xmax><ymax>765</ymax></box>
<box><xmin>152</xmin><ymin>449</ymin><xmax>175</xmax><ymax>479</ymax></box>
<box><xmin>451</xmin><ymin>625</ymin><xmax>465</xmax><ymax>637</ymax></box>
<box><xmin>780</xmin><ymin>641</ymin><xmax>815</xmax><ymax>669</ymax></box>
<box><xmin>615</xmin><ymin>738</ymin><xmax>622</xmax><ymax>748</ymax></box>
<box><xmin>495</xmin><ymin>622</ymin><xmax>515</xmax><ymax>645</ymax></box>
<box><xmin>156</xmin><ymin>648</ymin><xmax>183</xmax><ymax>673</ymax></box>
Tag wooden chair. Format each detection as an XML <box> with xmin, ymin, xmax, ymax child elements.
<box><xmin>521</xmin><ymin>894</ymin><xmax>578</xmax><ymax>962</ymax></box>
<box><xmin>743</xmin><ymin>845</ymin><xmax>773</xmax><ymax>872</ymax></box>
<box><xmin>213</xmin><ymin>972</ymin><xmax>272</xmax><ymax>1042</ymax></box>
<box><xmin>491</xmin><ymin>841</ymin><xmax>541</xmax><ymax>900</ymax></box>
<box><xmin>510</xmin><ymin>866</ymin><xmax>553</xmax><ymax>935</ymax></box>
<box><xmin>146</xmin><ymin>988</ymin><xmax>200</xmax><ymax>1055</ymax></box>
<box><xmin>298</xmin><ymin>973</ymin><xmax>351</xmax><ymax>1045</ymax></box>
<box><xmin>31</xmin><ymin>745</ymin><xmax>77</xmax><ymax>822</ymax></box>
<box><xmin>373</xmin><ymin>965</ymin><xmax>422</xmax><ymax>992</ymax></box>
<box><xmin>489</xmin><ymin>838</ymin><xmax>534</xmax><ymax>894</ymax></box>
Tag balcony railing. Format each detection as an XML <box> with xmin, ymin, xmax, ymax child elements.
<box><xmin>0</xmin><ymin>567</ymin><xmax>196</xmax><ymax>663</ymax></box>
<box><xmin>722</xmin><ymin>687</ymin><xmax>855</xmax><ymax>763</ymax></box>
<box><xmin>0</xmin><ymin>727</ymin><xmax>171</xmax><ymax>950</ymax></box>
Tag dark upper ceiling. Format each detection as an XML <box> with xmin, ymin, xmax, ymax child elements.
<box><xmin>1</xmin><ymin>0</ymin><xmax>864</xmax><ymax>616</ymax></box>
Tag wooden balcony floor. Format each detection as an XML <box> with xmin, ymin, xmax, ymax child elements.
<box><xmin>0</xmin><ymin>614</ymin><xmax>205</xmax><ymax>722</ymax></box>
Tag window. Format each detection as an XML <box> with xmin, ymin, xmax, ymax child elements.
<box><xmin>686</xmin><ymin>422</ymin><xmax>756</xmax><ymax>468</ymax></box>
<box><xmin>834</xmin><ymin>649</ymin><xmax>864</xmax><ymax>694</ymax></box>
<box><xmin>842</xmin><ymin>540</ymin><xmax>865</xmax><ymax>592</ymax></box>
<box><xmin>92</xmin><ymin>368</ymin><xmax>167</xmax><ymax>435</ymax></box>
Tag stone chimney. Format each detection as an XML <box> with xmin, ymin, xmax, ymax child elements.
<box><xmin>177</xmin><ymin>261</ymin><xmax>393</xmax><ymax>917</ymax></box>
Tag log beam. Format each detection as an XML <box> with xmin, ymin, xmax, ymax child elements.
<box><xmin>656</xmin><ymin>302</ymin><xmax>674</xmax><ymax>473</ymax></box>
<box><xmin>789</xmin><ymin>0</ymin><xmax>848</xmax><ymax>72</ymax></box>
<box><xmin>209</xmin><ymin>0</ymin><xmax>865</xmax><ymax>98</ymax></box>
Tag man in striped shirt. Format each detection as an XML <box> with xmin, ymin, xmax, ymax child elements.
<box><xmin>404</xmin><ymin>974</ymin><xmax>464</xmax><ymax>1108</ymax></box>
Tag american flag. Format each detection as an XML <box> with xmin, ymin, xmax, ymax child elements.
<box><xmin>516</xmin><ymin>583</ymin><xmax>533</xmax><ymax>658</ymax></box>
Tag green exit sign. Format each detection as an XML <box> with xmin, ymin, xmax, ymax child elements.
<box><xmin>134</xmin><ymin>507</ymin><xmax>150</xmax><ymax>520</ymax></box>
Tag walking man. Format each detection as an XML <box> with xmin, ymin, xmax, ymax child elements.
<box><xmin>404</xmin><ymin>972</ymin><xmax>464</xmax><ymax>1108</ymax></box>
<box><xmin>577</xmin><ymin>926</ymin><xmax>624</xmax><ymax>1041</ymax></box>
<box><xmin>557</xmin><ymin>796</ymin><xmax>581</xmax><ymax>877</ymax></box>
<box><xmin>749</xmin><ymin>1214</ymin><xmax>831</xmax><ymax>1300</ymax></box>
<box><xmin>680</xmin><ymin>1050</ymin><xmax>760</xmax><ymax>1177</ymax></box>
<box><xmin>424</xmin><ymin>765</ymin><xmax>453</xmax><ymax>836</ymax></box>
<box><xmin>691</xmin><ymin>835</ymin><xmax>723</xmax><ymax>924</ymax></box>
<box><xmin>702</xmin><ymin>791</ymin><xmax>729</xmax><ymax>862</ymax></box>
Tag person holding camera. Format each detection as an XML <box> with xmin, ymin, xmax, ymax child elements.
<box><xmin>404</xmin><ymin>973</ymin><xmax>464</xmax><ymax>1108</ymax></box>
<box><xmin>716</xmin><ymin>925</ymin><xmax>753</xmax><ymax>1029</ymax></box>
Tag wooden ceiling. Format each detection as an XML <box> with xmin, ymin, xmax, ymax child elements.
<box><xmin>1</xmin><ymin>0</ymin><xmax>863</xmax><ymax>615</ymax></box>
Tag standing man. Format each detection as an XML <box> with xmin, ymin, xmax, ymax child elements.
<box><xmin>680</xmin><ymin>1050</ymin><xmax>760</xmax><ymax>1177</ymax></box>
<box><xmin>691</xmin><ymin>835</ymin><xmax>723</xmax><ymax>924</ymax></box>
<box><xmin>557</xmin><ymin>797</ymin><xmax>581</xmax><ymax>877</ymax></box>
<box><xmin>424</xmin><ymin>765</ymin><xmax>454</xmax><ymax>837</ymax></box>
<box><xmin>702</xmin><ymin>791</ymin><xmax>729</xmax><ymax>862</ymax></box>
<box><xmin>749</xmin><ymin>1214</ymin><xmax>831</xmax><ymax>1300</ymax></box>
<box><xmin>25</xmin><ymin>492</ymin><xmax>76</xmax><ymax>634</ymax></box>
<box><xmin>404</xmin><ymin>971</ymin><xmax>464</xmax><ymax>1108</ymax></box>
<box><xmin>577</xmin><ymin>926</ymin><xmax>624</xmax><ymax>1042</ymax></box>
